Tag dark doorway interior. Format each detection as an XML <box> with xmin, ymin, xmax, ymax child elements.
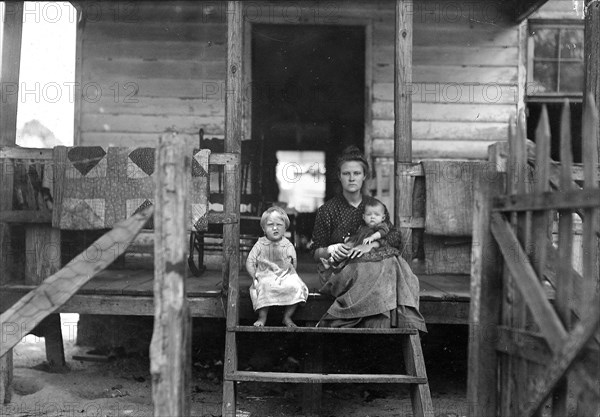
<box><xmin>251</xmin><ymin>23</ymin><xmax>365</xmax><ymax>249</ymax></box>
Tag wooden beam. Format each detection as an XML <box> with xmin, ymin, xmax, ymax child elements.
<box><xmin>0</xmin><ymin>2</ymin><xmax>23</xmax><ymax>146</ymax></box>
<box><xmin>491</xmin><ymin>212</ymin><xmax>600</xmax><ymax>397</ymax></box>
<box><xmin>395</xmin><ymin>0</ymin><xmax>413</xmax><ymax>262</ymax></box>
<box><xmin>25</xmin><ymin>224</ymin><xmax>65</xmax><ymax>369</ymax></box>
<box><xmin>467</xmin><ymin>167</ymin><xmax>505</xmax><ymax>417</ymax></box>
<box><xmin>513</xmin><ymin>0</ymin><xmax>550</xmax><ymax>22</ymax></box>
<box><xmin>0</xmin><ymin>207</ymin><xmax>152</xmax><ymax>358</ymax></box>
<box><xmin>150</xmin><ymin>134</ymin><xmax>191</xmax><ymax>417</ymax></box>
<box><xmin>522</xmin><ymin>297</ymin><xmax>600</xmax><ymax>416</ymax></box>
<box><xmin>493</xmin><ymin>188</ymin><xmax>600</xmax><ymax>212</ymax></box>
<box><xmin>0</xmin><ymin>155</ymin><xmax>16</xmax><ymax>403</ymax></box>
<box><xmin>496</xmin><ymin>326</ymin><xmax>552</xmax><ymax>366</ymax></box>
<box><xmin>491</xmin><ymin>213</ymin><xmax>567</xmax><ymax>349</ymax></box>
<box><xmin>222</xmin><ymin>3</ymin><xmax>243</xmax><ymax>417</ymax></box>
<box><xmin>0</xmin><ymin>211</ymin><xmax>52</xmax><ymax>224</ymax></box>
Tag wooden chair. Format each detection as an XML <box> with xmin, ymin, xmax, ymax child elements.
<box><xmin>188</xmin><ymin>129</ymin><xmax>265</xmax><ymax>275</ymax></box>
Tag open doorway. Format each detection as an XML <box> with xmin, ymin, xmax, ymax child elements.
<box><xmin>251</xmin><ymin>23</ymin><xmax>365</xmax><ymax>253</ymax></box>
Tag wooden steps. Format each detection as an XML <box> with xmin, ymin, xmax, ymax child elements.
<box><xmin>226</xmin><ymin>370</ymin><xmax>428</xmax><ymax>384</ymax></box>
<box><xmin>229</xmin><ymin>325</ymin><xmax>418</xmax><ymax>334</ymax></box>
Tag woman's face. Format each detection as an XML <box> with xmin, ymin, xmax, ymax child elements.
<box><xmin>339</xmin><ymin>161</ymin><xmax>366</xmax><ymax>193</ymax></box>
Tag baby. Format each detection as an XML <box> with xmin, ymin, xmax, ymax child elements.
<box><xmin>320</xmin><ymin>198</ymin><xmax>390</xmax><ymax>271</ymax></box>
<box><xmin>246</xmin><ymin>206</ymin><xmax>309</xmax><ymax>327</ymax></box>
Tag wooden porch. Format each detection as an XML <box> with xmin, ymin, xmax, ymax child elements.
<box><xmin>0</xmin><ymin>266</ymin><xmax>470</xmax><ymax>324</ymax></box>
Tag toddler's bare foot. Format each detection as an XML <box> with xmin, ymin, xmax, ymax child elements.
<box><xmin>253</xmin><ymin>318</ymin><xmax>266</xmax><ymax>327</ymax></box>
<box><xmin>282</xmin><ymin>317</ymin><xmax>297</xmax><ymax>327</ymax></box>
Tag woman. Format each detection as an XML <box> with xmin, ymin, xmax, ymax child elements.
<box><xmin>311</xmin><ymin>146</ymin><xmax>426</xmax><ymax>330</ymax></box>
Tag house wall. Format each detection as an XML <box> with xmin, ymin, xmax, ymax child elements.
<box><xmin>77</xmin><ymin>0</ymin><xmax>520</xmax><ymax>160</ymax></box>
<box><xmin>529</xmin><ymin>0</ymin><xmax>585</xmax><ymax>19</ymax></box>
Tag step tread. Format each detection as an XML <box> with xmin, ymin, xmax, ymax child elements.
<box><xmin>226</xmin><ymin>371</ymin><xmax>427</xmax><ymax>384</ymax></box>
<box><xmin>229</xmin><ymin>325</ymin><xmax>418</xmax><ymax>334</ymax></box>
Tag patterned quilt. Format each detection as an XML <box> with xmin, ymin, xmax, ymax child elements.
<box><xmin>54</xmin><ymin>146</ymin><xmax>209</xmax><ymax>231</ymax></box>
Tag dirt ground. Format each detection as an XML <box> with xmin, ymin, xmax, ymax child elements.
<box><xmin>1</xmin><ymin>314</ymin><xmax>469</xmax><ymax>417</ymax></box>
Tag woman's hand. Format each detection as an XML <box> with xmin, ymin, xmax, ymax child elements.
<box><xmin>329</xmin><ymin>243</ymin><xmax>353</xmax><ymax>262</ymax></box>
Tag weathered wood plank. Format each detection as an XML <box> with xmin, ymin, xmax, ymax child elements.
<box><xmin>84</xmin><ymin>21</ymin><xmax>226</xmax><ymax>43</ymax></box>
<box><xmin>150</xmin><ymin>134</ymin><xmax>191</xmax><ymax>417</ymax></box>
<box><xmin>467</xmin><ymin>166</ymin><xmax>504</xmax><ymax>417</ymax></box>
<box><xmin>496</xmin><ymin>326</ymin><xmax>552</xmax><ymax>366</ymax></box>
<box><xmin>81</xmin><ymin>114</ymin><xmax>223</xmax><ymax>135</ymax></box>
<box><xmin>82</xmin><ymin>96</ymin><xmax>224</xmax><ymax>116</ymax></box>
<box><xmin>375</xmin><ymin>45</ymin><xmax>519</xmax><ymax>66</ymax></box>
<box><xmin>493</xmin><ymin>188</ymin><xmax>600</xmax><ymax>212</ymax></box>
<box><xmin>377</xmin><ymin>64</ymin><xmax>518</xmax><ymax>84</ymax></box>
<box><xmin>402</xmin><ymin>332</ymin><xmax>434</xmax><ymax>417</ymax></box>
<box><xmin>0</xmin><ymin>207</ymin><xmax>152</xmax><ymax>358</ymax></box>
<box><xmin>373</xmin><ymin>102</ymin><xmax>515</xmax><ymax>122</ymax></box>
<box><xmin>373</xmin><ymin>120</ymin><xmax>507</xmax><ymax>141</ymax></box>
<box><xmin>83</xmin><ymin>58</ymin><xmax>225</xmax><ymax>81</ymax></box>
<box><xmin>491</xmin><ymin>213</ymin><xmax>567</xmax><ymax>348</ymax></box>
<box><xmin>0</xmin><ymin>2</ymin><xmax>23</xmax><ymax>147</ymax></box>
<box><xmin>522</xmin><ymin>298</ymin><xmax>600</xmax><ymax>416</ymax></box>
<box><xmin>228</xmin><ymin>371</ymin><xmax>427</xmax><ymax>384</ymax></box>
<box><xmin>373</xmin><ymin>138</ymin><xmax>494</xmax><ymax>159</ymax></box>
<box><xmin>222</xmin><ymin>4</ymin><xmax>243</xmax><ymax>417</ymax></box>
<box><xmin>0</xmin><ymin>211</ymin><xmax>52</xmax><ymax>224</ymax></box>
<box><xmin>395</xmin><ymin>0</ymin><xmax>413</xmax><ymax>262</ymax></box>
<box><xmin>553</xmin><ymin>100</ymin><xmax>575</xmax><ymax>416</ymax></box>
<box><xmin>373</xmin><ymin>82</ymin><xmax>520</xmax><ymax>104</ymax></box>
<box><xmin>84</xmin><ymin>40</ymin><xmax>225</xmax><ymax>61</ymax></box>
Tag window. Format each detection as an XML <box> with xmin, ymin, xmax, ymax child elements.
<box><xmin>527</xmin><ymin>20</ymin><xmax>584</xmax><ymax>162</ymax></box>
<box><xmin>528</xmin><ymin>20</ymin><xmax>584</xmax><ymax>99</ymax></box>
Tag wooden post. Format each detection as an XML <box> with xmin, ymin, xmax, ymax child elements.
<box><xmin>467</xmin><ymin>163</ymin><xmax>505</xmax><ymax>417</ymax></box>
<box><xmin>0</xmin><ymin>3</ymin><xmax>22</xmax><ymax>390</ymax></box>
<box><xmin>0</xmin><ymin>2</ymin><xmax>23</xmax><ymax>146</ymax></box>
<box><xmin>222</xmin><ymin>3</ymin><xmax>243</xmax><ymax>416</ymax></box>
<box><xmin>395</xmin><ymin>0</ymin><xmax>414</xmax><ymax>261</ymax></box>
<box><xmin>25</xmin><ymin>225</ymin><xmax>65</xmax><ymax>369</ymax></box>
<box><xmin>0</xmin><ymin>159</ymin><xmax>14</xmax><ymax>403</ymax></box>
<box><xmin>583</xmin><ymin>0</ymin><xmax>600</xmax><ymax>159</ymax></box>
<box><xmin>150</xmin><ymin>134</ymin><xmax>191</xmax><ymax>417</ymax></box>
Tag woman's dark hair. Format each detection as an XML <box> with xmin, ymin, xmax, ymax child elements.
<box><xmin>336</xmin><ymin>145</ymin><xmax>369</xmax><ymax>177</ymax></box>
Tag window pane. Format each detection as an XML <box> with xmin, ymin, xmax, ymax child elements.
<box><xmin>533</xmin><ymin>28</ymin><xmax>559</xmax><ymax>59</ymax></box>
<box><xmin>559</xmin><ymin>62</ymin><xmax>584</xmax><ymax>92</ymax></box>
<box><xmin>533</xmin><ymin>61</ymin><xmax>558</xmax><ymax>93</ymax></box>
<box><xmin>560</xmin><ymin>28</ymin><xmax>584</xmax><ymax>60</ymax></box>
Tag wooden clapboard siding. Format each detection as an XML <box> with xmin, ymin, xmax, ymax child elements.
<box><xmin>373</xmin><ymin>120</ymin><xmax>507</xmax><ymax>140</ymax></box>
<box><xmin>78</xmin><ymin>1</ymin><xmax>227</xmax><ymax>146</ymax></box>
<box><xmin>373</xmin><ymin>83</ymin><xmax>519</xmax><ymax>104</ymax></box>
<box><xmin>371</xmin><ymin>0</ymin><xmax>518</xmax><ymax>159</ymax></box>
<box><xmin>83</xmin><ymin>58</ymin><xmax>225</xmax><ymax>81</ymax></box>
<box><xmin>79</xmin><ymin>0</ymin><xmax>519</xmax><ymax>158</ymax></box>
<box><xmin>373</xmin><ymin>139</ymin><xmax>492</xmax><ymax>159</ymax></box>
<box><xmin>373</xmin><ymin>102</ymin><xmax>514</xmax><ymax>122</ymax></box>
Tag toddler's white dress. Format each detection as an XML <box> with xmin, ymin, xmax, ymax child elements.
<box><xmin>247</xmin><ymin>237</ymin><xmax>308</xmax><ymax>311</ymax></box>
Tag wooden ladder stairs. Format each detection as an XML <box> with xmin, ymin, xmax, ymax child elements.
<box><xmin>221</xmin><ymin>289</ymin><xmax>434</xmax><ymax>417</ymax></box>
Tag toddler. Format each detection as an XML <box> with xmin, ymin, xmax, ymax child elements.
<box><xmin>246</xmin><ymin>206</ymin><xmax>309</xmax><ymax>327</ymax></box>
<box><xmin>320</xmin><ymin>198</ymin><xmax>390</xmax><ymax>271</ymax></box>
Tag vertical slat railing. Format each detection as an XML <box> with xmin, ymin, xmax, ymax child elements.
<box><xmin>499</xmin><ymin>115</ymin><xmax>517</xmax><ymax>416</ymax></box>
<box><xmin>552</xmin><ymin>100</ymin><xmax>574</xmax><ymax>416</ymax></box>
<box><xmin>531</xmin><ymin>106</ymin><xmax>551</xmax><ymax>416</ymax></box>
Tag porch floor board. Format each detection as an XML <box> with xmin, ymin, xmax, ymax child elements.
<box><xmin>0</xmin><ymin>269</ymin><xmax>470</xmax><ymax>324</ymax></box>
